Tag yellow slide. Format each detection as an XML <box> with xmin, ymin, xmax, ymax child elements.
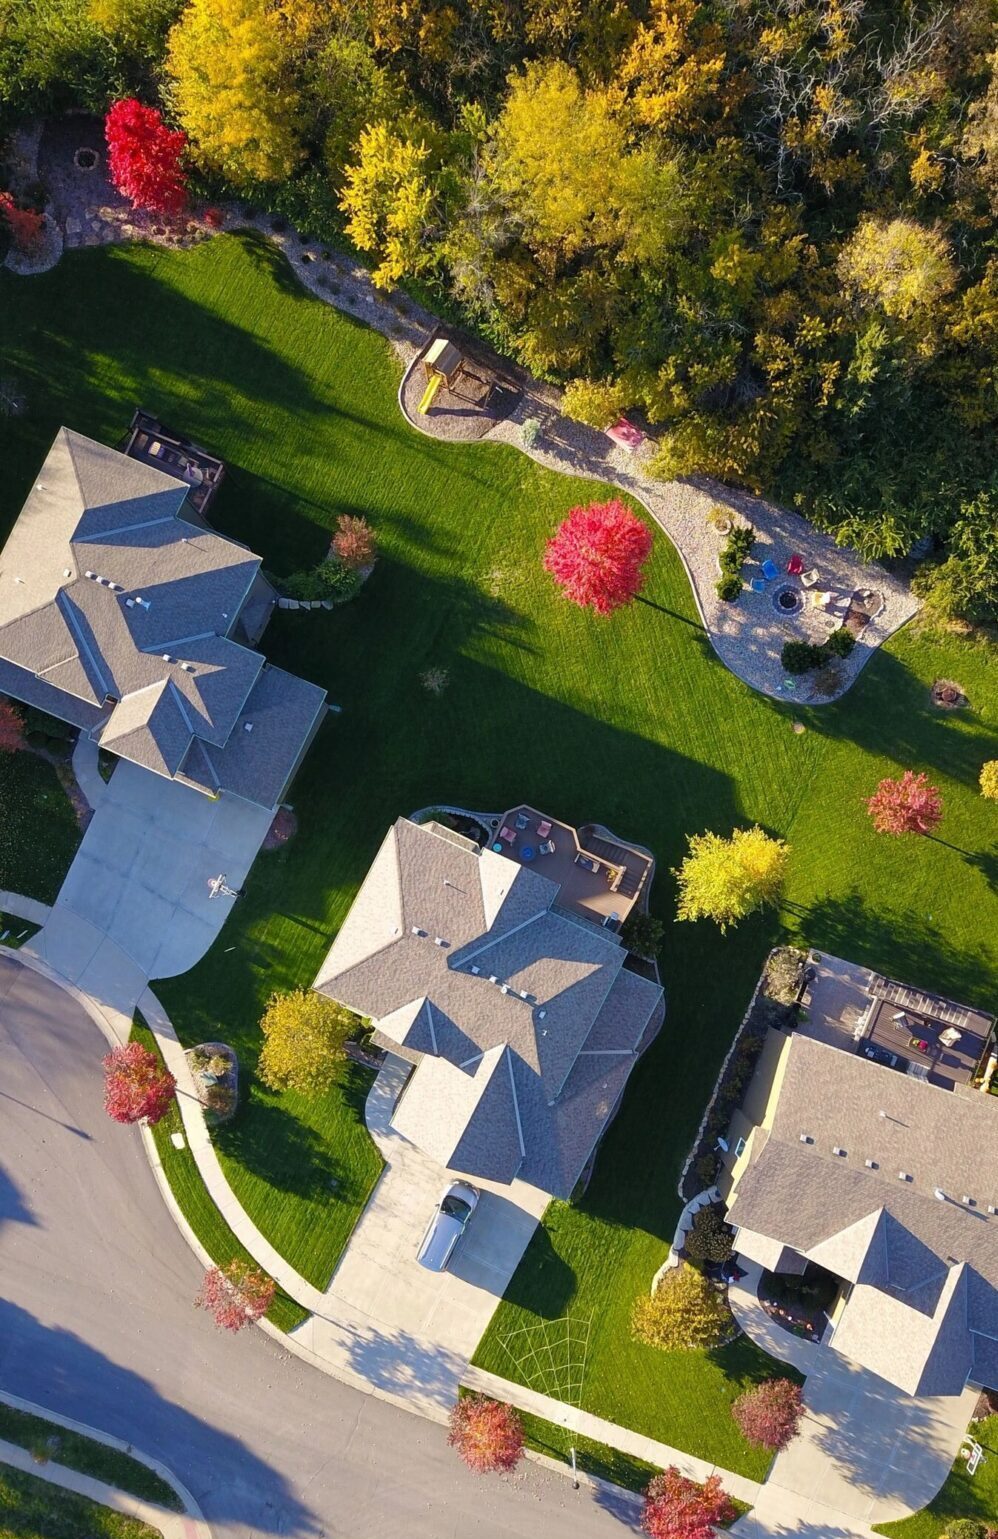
<box><xmin>418</xmin><ymin>374</ymin><xmax>443</xmax><ymax>415</ymax></box>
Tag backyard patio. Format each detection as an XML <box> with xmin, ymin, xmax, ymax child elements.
<box><xmin>492</xmin><ymin>804</ymin><xmax>652</xmax><ymax>929</ymax></box>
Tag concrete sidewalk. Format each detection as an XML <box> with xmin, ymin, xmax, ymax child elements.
<box><xmin>0</xmin><ymin>1438</ymin><xmax>206</xmax><ymax>1539</ymax></box>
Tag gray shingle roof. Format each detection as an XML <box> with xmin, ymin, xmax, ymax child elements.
<box><xmin>314</xmin><ymin>817</ymin><xmax>664</xmax><ymax>1197</ymax></box>
<box><xmin>729</xmin><ymin>1029</ymin><xmax>998</xmax><ymax>1395</ymax></box>
<box><xmin>0</xmin><ymin>430</ymin><xmax>325</xmax><ymax>809</ymax></box>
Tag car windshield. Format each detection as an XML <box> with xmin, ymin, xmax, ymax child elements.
<box><xmin>441</xmin><ymin>1195</ymin><xmax>471</xmax><ymax>1221</ymax></box>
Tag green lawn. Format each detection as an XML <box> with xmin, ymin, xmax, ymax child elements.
<box><xmin>130</xmin><ymin>1021</ymin><xmax>308</xmax><ymax>1332</ymax></box>
<box><xmin>874</xmin><ymin>1415</ymin><xmax>998</xmax><ymax>1539</ymax></box>
<box><xmin>3</xmin><ymin>233</ymin><xmax>997</xmax><ymax>1474</ymax></box>
<box><xmin>0</xmin><ymin>751</ymin><xmax>80</xmax><ymax>905</ymax></box>
<box><xmin>0</xmin><ymin>1466</ymin><xmax>158</xmax><ymax>1539</ymax></box>
<box><xmin>0</xmin><ymin>1405</ymin><xmax>180</xmax><ymax>1512</ymax></box>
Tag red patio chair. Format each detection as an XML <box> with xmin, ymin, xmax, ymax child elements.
<box><xmin>787</xmin><ymin>553</ymin><xmax>805</xmax><ymax>575</ymax></box>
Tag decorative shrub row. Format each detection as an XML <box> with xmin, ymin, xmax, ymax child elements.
<box><xmin>715</xmin><ymin>524</ymin><xmax>756</xmax><ymax>603</ymax></box>
<box><xmin>781</xmin><ymin>627</ymin><xmax>855</xmax><ymax>675</ymax></box>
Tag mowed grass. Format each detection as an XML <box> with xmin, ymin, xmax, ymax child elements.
<box><xmin>874</xmin><ymin>1415</ymin><xmax>998</xmax><ymax>1539</ymax></box>
<box><xmin>3</xmin><ymin>234</ymin><xmax>997</xmax><ymax>1470</ymax></box>
<box><xmin>0</xmin><ymin>1404</ymin><xmax>180</xmax><ymax>1511</ymax></box>
<box><xmin>0</xmin><ymin>751</ymin><xmax>80</xmax><ymax>904</ymax></box>
<box><xmin>0</xmin><ymin>1466</ymin><xmax>159</xmax><ymax>1539</ymax></box>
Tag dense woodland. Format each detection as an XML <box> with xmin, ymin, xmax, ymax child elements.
<box><xmin>2</xmin><ymin>0</ymin><xmax>998</xmax><ymax>615</ymax></box>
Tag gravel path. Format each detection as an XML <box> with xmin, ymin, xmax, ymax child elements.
<box><xmin>12</xmin><ymin>115</ymin><xmax>919</xmax><ymax>702</ymax></box>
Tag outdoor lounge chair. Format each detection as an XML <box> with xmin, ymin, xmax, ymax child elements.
<box><xmin>515</xmin><ymin>812</ymin><xmax>530</xmax><ymax>830</ymax></box>
<box><xmin>801</xmin><ymin>568</ymin><xmax>820</xmax><ymax>587</ymax></box>
<box><xmin>750</xmin><ymin>577</ymin><xmax>766</xmax><ymax>593</ymax></box>
<box><xmin>761</xmin><ymin>558</ymin><xmax>779</xmax><ymax>580</ymax></box>
<box><xmin>939</xmin><ymin>1027</ymin><xmax>962</xmax><ymax>1048</ymax></box>
<box><xmin>536</xmin><ymin>820</ymin><xmax>552</xmax><ymax>838</ymax></box>
<box><xmin>787</xmin><ymin>554</ymin><xmax>804</xmax><ymax>575</ymax></box>
<box><xmin>499</xmin><ymin>825</ymin><xmax>516</xmax><ymax>844</ymax></box>
<box><xmin>538</xmin><ymin>839</ymin><xmax>555</xmax><ymax>855</ymax></box>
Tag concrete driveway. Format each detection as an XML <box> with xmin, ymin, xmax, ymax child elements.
<box><xmin>29</xmin><ymin>760</ymin><xmax>272</xmax><ymax>1012</ymax></box>
<box><xmin>767</xmin><ymin>1351</ymin><xmax>978</xmax><ymax>1525</ymax></box>
<box><xmin>0</xmin><ymin>955</ymin><xmax>633</xmax><ymax>1539</ymax></box>
<box><xmin>310</xmin><ymin>1056</ymin><xmax>548</xmax><ymax>1378</ymax></box>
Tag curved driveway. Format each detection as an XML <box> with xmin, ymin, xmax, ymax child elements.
<box><xmin>0</xmin><ymin>955</ymin><xmax>633</xmax><ymax>1539</ymax></box>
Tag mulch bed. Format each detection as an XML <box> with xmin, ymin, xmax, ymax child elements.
<box><xmin>932</xmin><ymin>678</ymin><xmax>969</xmax><ymax>710</ymax></box>
<box><xmin>262</xmin><ymin>806</ymin><xmax>298</xmax><ymax>849</ymax></box>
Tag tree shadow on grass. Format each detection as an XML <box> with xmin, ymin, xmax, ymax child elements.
<box><xmin>964</xmin><ymin>846</ymin><xmax>998</xmax><ymax>895</ymax></box>
<box><xmin>216</xmin><ymin>1092</ymin><xmax>351</xmax><ymax>1200</ymax></box>
<box><xmin>796</xmin><ymin>886</ymin><xmax>998</xmax><ymax>1011</ymax></box>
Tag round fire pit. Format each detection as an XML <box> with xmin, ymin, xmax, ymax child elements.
<box><xmin>74</xmin><ymin>147</ymin><xmax>100</xmax><ymax>172</ymax></box>
<box><xmin>773</xmin><ymin>584</ymin><xmax>803</xmax><ymax>616</ymax></box>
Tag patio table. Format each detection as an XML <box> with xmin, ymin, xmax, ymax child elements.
<box><xmin>521</xmin><ymin>846</ymin><xmax>535</xmax><ymax>862</ymax></box>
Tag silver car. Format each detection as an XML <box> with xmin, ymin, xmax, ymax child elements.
<box><xmin>416</xmin><ymin>1181</ymin><xmax>480</xmax><ymax>1271</ymax></box>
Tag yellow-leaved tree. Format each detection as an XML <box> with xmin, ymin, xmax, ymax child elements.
<box><xmin>980</xmin><ymin>761</ymin><xmax>998</xmax><ymax>801</ymax></box>
<box><xmin>837</xmin><ymin>218</ymin><xmax>957</xmax><ymax>328</ymax></box>
<box><xmin>632</xmin><ymin>1262</ymin><xmax>732</xmax><ymax>1350</ymax></box>
<box><xmin>257</xmin><ymin>989</ymin><xmax>356</xmax><ymax>1096</ymax></box>
<box><xmin>340</xmin><ymin>121</ymin><xmax>437</xmax><ymax>288</ymax></box>
<box><xmin>165</xmin><ymin>0</ymin><xmax>303</xmax><ymax>185</ymax></box>
<box><xmin>674</xmin><ymin>825</ymin><xmax>788</xmax><ymax>932</ymax></box>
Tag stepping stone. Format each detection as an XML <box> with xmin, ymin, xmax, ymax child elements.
<box><xmin>65</xmin><ymin>217</ymin><xmax>82</xmax><ymax>236</ymax></box>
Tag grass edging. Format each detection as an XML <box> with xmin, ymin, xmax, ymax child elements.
<box><xmin>0</xmin><ymin>1403</ymin><xmax>181</xmax><ymax>1512</ymax></box>
<box><xmin>130</xmin><ymin>1019</ymin><xmax>309</xmax><ymax>1334</ymax></box>
<box><xmin>0</xmin><ymin>1464</ymin><xmax>160</xmax><ymax>1539</ymax></box>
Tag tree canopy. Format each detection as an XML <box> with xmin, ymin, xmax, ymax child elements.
<box><xmin>257</xmin><ymin>989</ymin><xmax>356</xmax><ymax>1095</ymax></box>
<box><xmin>674</xmin><ymin>826</ymin><xmax>788</xmax><ymax>932</ymax></box>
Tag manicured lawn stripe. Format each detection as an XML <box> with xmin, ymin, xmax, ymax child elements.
<box><xmin>5</xmin><ymin>236</ymin><xmax>996</xmax><ymax>1473</ymax></box>
<box><xmin>0</xmin><ymin>1465</ymin><xmax>159</xmax><ymax>1539</ymax></box>
<box><xmin>0</xmin><ymin>1407</ymin><xmax>180</xmax><ymax>1513</ymax></box>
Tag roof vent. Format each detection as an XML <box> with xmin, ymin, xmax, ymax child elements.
<box><xmin>470</xmin><ymin>965</ymin><xmax>480</xmax><ymax>975</ymax></box>
<box><xmin>433</xmin><ymin>936</ymin><xmax>447</xmax><ymax>947</ymax></box>
<box><xmin>799</xmin><ymin>1133</ymin><xmax>813</xmax><ymax>1144</ymax></box>
<box><xmin>243</xmin><ymin>722</ymin><xmax>253</xmax><ymax>732</ymax></box>
<box><xmin>538</xmin><ymin>1009</ymin><xmax>547</xmax><ymax>1020</ymax></box>
<box><xmin>410</xmin><ymin>926</ymin><xmax>424</xmax><ymax>936</ymax></box>
<box><xmin>125</xmin><ymin>598</ymin><xmax>135</xmax><ymax>608</ymax></box>
<box><xmin>935</xmin><ymin>1188</ymin><xmax>947</xmax><ymax>1201</ymax></box>
<box><xmin>963</xmin><ymin>1195</ymin><xmax>974</xmax><ymax>1206</ymax></box>
<box><xmin>85</xmin><ymin>570</ymin><xmax>96</xmax><ymax>580</ymax></box>
<box><xmin>488</xmin><ymin>975</ymin><xmax>498</xmax><ymax>984</ymax></box>
<box><xmin>500</xmin><ymin>984</ymin><xmax>510</xmax><ymax>994</ymax></box>
<box><xmin>519</xmin><ymin>990</ymin><xmax>529</xmax><ymax>1000</ymax></box>
<box><xmin>63</xmin><ymin>568</ymin><xmax>72</xmax><ymax>578</ymax></box>
<box><xmin>989</xmin><ymin>1206</ymin><xmax>997</xmax><ymax>1215</ymax></box>
<box><xmin>180</xmin><ymin>662</ymin><xmax>195</xmax><ymax>672</ymax></box>
<box><xmin>108</xmin><ymin>582</ymin><xmax>122</xmax><ymax>592</ymax></box>
<box><xmin>162</xmin><ymin>654</ymin><xmax>172</xmax><ymax>663</ymax></box>
<box><xmin>899</xmin><ymin>1171</ymin><xmax>912</xmax><ymax>1182</ymax></box>
<box><xmin>865</xmin><ymin>1158</ymin><xmax>878</xmax><ymax>1169</ymax></box>
<box><xmin>832</xmin><ymin>1146</ymin><xmax>846</xmax><ymax>1157</ymax></box>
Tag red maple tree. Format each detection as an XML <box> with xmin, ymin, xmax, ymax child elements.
<box><xmin>104</xmin><ymin>98</ymin><xmax>188</xmax><ymax>215</ymax></box>
<box><xmin>642</xmin><ymin>1468</ymin><xmax>736</xmax><ymax>1539</ymax></box>
<box><xmin>543</xmin><ymin>499</ymin><xmax>653</xmax><ymax>614</ymax></box>
<box><xmin>867</xmin><ymin>770</ymin><xmax>943</xmax><ymax>836</ymax></box>
<box><xmin>331</xmin><ymin>514</ymin><xmax>377</xmax><ymax>570</ymax></box>
<box><xmin>0</xmin><ymin>193</ymin><xmax>45</xmax><ymax>256</ymax></box>
<box><xmin>196</xmin><ymin>1260</ymin><xmax>275</xmax><ymax>1331</ymax></box>
<box><xmin>102</xmin><ymin>1042</ymin><xmax>176</xmax><ymax>1125</ymax></box>
<box><xmin>447</xmin><ymin>1395</ymin><xmax>525</xmax><ymax>1474</ymax></box>
<box><xmin>0</xmin><ymin>698</ymin><xmax>25</xmax><ymax>753</ymax></box>
<box><xmin>732</xmin><ymin>1377</ymin><xmax>804</xmax><ymax>1451</ymax></box>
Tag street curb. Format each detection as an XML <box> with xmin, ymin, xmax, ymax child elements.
<box><xmin>0</xmin><ymin>1389</ymin><xmax>210</xmax><ymax>1535</ymax></box>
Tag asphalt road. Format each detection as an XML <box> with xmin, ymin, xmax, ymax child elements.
<box><xmin>0</xmin><ymin>956</ymin><xmax>635</xmax><ymax>1538</ymax></box>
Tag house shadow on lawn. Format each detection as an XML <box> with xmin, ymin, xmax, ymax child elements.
<box><xmin>0</xmin><ymin>1298</ymin><xmax>319</xmax><ymax>1535</ymax></box>
<box><xmin>796</xmin><ymin>887</ymin><xmax>998</xmax><ymax>1011</ymax></box>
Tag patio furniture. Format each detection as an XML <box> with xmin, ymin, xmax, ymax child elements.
<box><xmin>761</xmin><ymin>558</ymin><xmax>779</xmax><ymax>581</ymax></box>
<box><xmin>499</xmin><ymin>825</ymin><xmax>516</xmax><ymax>844</ymax></box>
<box><xmin>603</xmin><ymin>911</ymin><xmax>620</xmax><ymax>929</ymax></box>
<box><xmin>521</xmin><ymin>845</ymin><xmax>535</xmax><ymax>862</ymax></box>
<box><xmin>515</xmin><ymin>812</ymin><xmax>530</xmax><ymax>831</ymax></box>
<box><xmin>491</xmin><ymin>842</ymin><xmax>503</xmax><ymax>853</ymax></box>
<box><xmin>906</xmin><ymin>1060</ymin><xmax>930</xmax><ymax>1080</ymax></box>
<box><xmin>538</xmin><ymin>839</ymin><xmax>555</xmax><ymax>855</ymax></box>
<box><xmin>536</xmin><ymin>820</ymin><xmax>552</xmax><ymax>839</ymax></box>
<box><xmin>909</xmin><ymin>1037</ymin><xmax>930</xmax><ymax>1054</ymax></box>
<box><xmin>801</xmin><ymin>568</ymin><xmax>820</xmax><ymax>587</ymax></box>
<box><xmin>575</xmin><ymin>854</ymin><xmax>599</xmax><ymax>873</ymax></box>
<box><xmin>787</xmin><ymin>554</ymin><xmax>804</xmax><ymax>575</ymax></box>
<box><xmin>939</xmin><ymin>1027</ymin><xmax>963</xmax><ymax>1048</ymax></box>
<box><xmin>751</xmin><ymin>577</ymin><xmax>766</xmax><ymax>593</ymax></box>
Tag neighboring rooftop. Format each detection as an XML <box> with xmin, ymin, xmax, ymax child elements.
<box><xmin>0</xmin><ymin>428</ymin><xmax>326</xmax><ymax>809</ymax></box>
<box><xmin>314</xmin><ymin>816</ymin><xmax>664</xmax><ymax>1197</ymax></box>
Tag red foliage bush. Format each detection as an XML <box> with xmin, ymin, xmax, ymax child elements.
<box><xmin>543</xmin><ymin>499</ymin><xmax>653</xmax><ymax>614</ymax></box>
<box><xmin>105</xmin><ymin>98</ymin><xmax>188</xmax><ymax>215</ymax></box>
<box><xmin>0</xmin><ymin>698</ymin><xmax>25</xmax><ymax>753</ymax></box>
<box><xmin>447</xmin><ymin>1395</ymin><xmax>525</xmax><ymax>1473</ymax></box>
<box><xmin>0</xmin><ymin>193</ymin><xmax>45</xmax><ymax>256</ymax></box>
<box><xmin>195</xmin><ymin>1260</ymin><xmax>275</xmax><ymax>1331</ymax></box>
<box><xmin>643</xmin><ymin>1468</ymin><xmax>736</xmax><ymax>1539</ymax></box>
<box><xmin>732</xmin><ymin>1377</ymin><xmax>805</xmax><ymax>1451</ymax></box>
<box><xmin>867</xmin><ymin>770</ymin><xmax>943</xmax><ymax>835</ymax></box>
<box><xmin>331</xmin><ymin>514</ymin><xmax>377</xmax><ymax>570</ymax></box>
<box><xmin>102</xmin><ymin>1042</ymin><xmax>176</xmax><ymax>1125</ymax></box>
<box><xmin>202</xmin><ymin>206</ymin><xmax>224</xmax><ymax>229</ymax></box>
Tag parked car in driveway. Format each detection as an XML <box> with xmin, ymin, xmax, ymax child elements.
<box><xmin>417</xmin><ymin>1181</ymin><xmax>480</xmax><ymax>1271</ymax></box>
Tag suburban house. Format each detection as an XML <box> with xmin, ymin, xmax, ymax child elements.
<box><xmin>718</xmin><ymin>950</ymin><xmax>998</xmax><ymax>1397</ymax></box>
<box><xmin>0</xmin><ymin>427</ymin><xmax>327</xmax><ymax>811</ymax></box>
<box><xmin>314</xmin><ymin>814</ymin><xmax>665</xmax><ymax>1197</ymax></box>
